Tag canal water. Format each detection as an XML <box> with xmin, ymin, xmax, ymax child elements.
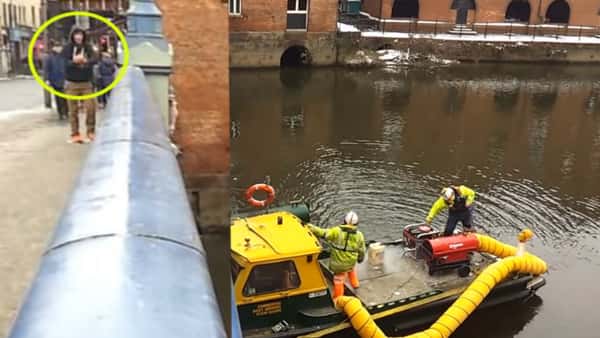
<box><xmin>231</xmin><ymin>64</ymin><xmax>600</xmax><ymax>338</ymax></box>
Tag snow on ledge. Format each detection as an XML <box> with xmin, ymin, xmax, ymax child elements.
<box><xmin>338</xmin><ymin>22</ymin><xmax>360</xmax><ymax>32</ymax></box>
<box><xmin>360</xmin><ymin>31</ymin><xmax>600</xmax><ymax>44</ymax></box>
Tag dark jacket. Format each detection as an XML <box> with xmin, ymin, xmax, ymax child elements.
<box><xmin>98</xmin><ymin>58</ymin><xmax>117</xmax><ymax>88</ymax></box>
<box><xmin>43</xmin><ymin>51</ymin><xmax>66</xmax><ymax>89</ymax></box>
<box><xmin>61</xmin><ymin>27</ymin><xmax>96</xmax><ymax>82</ymax></box>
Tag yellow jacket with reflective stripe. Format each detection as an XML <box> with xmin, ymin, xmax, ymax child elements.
<box><xmin>308</xmin><ymin>224</ymin><xmax>366</xmax><ymax>274</ymax></box>
<box><xmin>426</xmin><ymin>185</ymin><xmax>476</xmax><ymax>223</ymax></box>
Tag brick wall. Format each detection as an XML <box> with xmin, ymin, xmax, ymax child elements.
<box><xmin>155</xmin><ymin>0</ymin><xmax>230</xmax><ymax>334</ymax></box>
<box><xmin>360</xmin><ymin>0</ymin><xmax>600</xmax><ymax>26</ymax></box>
<box><xmin>362</xmin><ymin>0</ymin><xmax>382</xmax><ymax>19</ymax></box>
<box><xmin>308</xmin><ymin>0</ymin><xmax>338</xmax><ymax>32</ymax></box>
<box><xmin>229</xmin><ymin>0</ymin><xmax>287</xmax><ymax>32</ymax></box>
<box><xmin>230</xmin><ymin>0</ymin><xmax>337</xmax><ymax>32</ymax></box>
<box><xmin>230</xmin><ymin>32</ymin><xmax>337</xmax><ymax>67</ymax></box>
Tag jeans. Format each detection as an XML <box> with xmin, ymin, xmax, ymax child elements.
<box><xmin>53</xmin><ymin>86</ymin><xmax>67</xmax><ymax>118</ymax></box>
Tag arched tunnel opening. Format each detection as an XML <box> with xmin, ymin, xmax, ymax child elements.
<box><xmin>505</xmin><ymin>0</ymin><xmax>531</xmax><ymax>22</ymax></box>
<box><xmin>392</xmin><ymin>0</ymin><xmax>420</xmax><ymax>18</ymax></box>
<box><xmin>545</xmin><ymin>0</ymin><xmax>570</xmax><ymax>24</ymax></box>
<box><xmin>280</xmin><ymin>45</ymin><xmax>312</xmax><ymax>68</ymax></box>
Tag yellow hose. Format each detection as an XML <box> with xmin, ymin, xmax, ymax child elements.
<box><xmin>335</xmin><ymin>230</ymin><xmax>547</xmax><ymax>338</ymax></box>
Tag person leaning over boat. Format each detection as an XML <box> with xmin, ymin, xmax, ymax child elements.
<box><xmin>426</xmin><ymin>185</ymin><xmax>476</xmax><ymax>236</ymax></box>
<box><xmin>308</xmin><ymin>211</ymin><xmax>366</xmax><ymax>299</ymax></box>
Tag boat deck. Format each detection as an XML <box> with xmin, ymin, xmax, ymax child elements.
<box><xmin>321</xmin><ymin>245</ymin><xmax>496</xmax><ymax>307</ymax></box>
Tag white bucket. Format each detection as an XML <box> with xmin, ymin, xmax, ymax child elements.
<box><xmin>368</xmin><ymin>242</ymin><xmax>385</xmax><ymax>265</ymax></box>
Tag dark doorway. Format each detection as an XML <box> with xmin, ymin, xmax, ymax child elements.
<box><xmin>545</xmin><ymin>0</ymin><xmax>570</xmax><ymax>24</ymax></box>
<box><xmin>280</xmin><ymin>45</ymin><xmax>312</xmax><ymax>68</ymax></box>
<box><xmin>451</xmin><ymin>0</ymin><xmax>476</xmax><ymax>24</ymax></box>
<box><xmin>505</xmin><ymin>0</ymin><xmax>531</xmax><ymax>22</ymax></box>
<box><xmin>392</xmin><ymin>0</ymin><xmax>419</xmax><ymax>18</ymax></box>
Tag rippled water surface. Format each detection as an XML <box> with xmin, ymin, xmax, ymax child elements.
<box><xmin>231</xmin><ymin>64</ymin><xmax>600</xmax><ymax>338</ymax></box>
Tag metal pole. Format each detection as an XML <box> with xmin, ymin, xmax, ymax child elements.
<box><xmin>509</xmin><ymin>21</ymin><xmax>513</xmax><ymax>40</ymax></box>
<box><xmin>484</xmin><ymin>21</ymin><xmax>488</xmax><ymax>38</ymax></box>
<box><xmin>578</xmin><ymin>26</ymin><xmax>582</xmax><ymax>40</ymax></box>
<box><xmin>42</xmin><ymin>0</ymin><xmax>50</xmax><ymax>108</ymax></box>
<box><xmin>434</xmin><ymin>19</ymin><xmax>438</xmax><ymax>36</ymax></box>
<box><xmin>379</xmin><ymin>0</ymin><xmax>383</xmax><ymax>33</ymax></box>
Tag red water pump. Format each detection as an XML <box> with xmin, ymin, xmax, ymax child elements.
<box><xmin>421</xmin><ymin>233</ymin><xmax>479</xmax><ymax>277</ymax></box>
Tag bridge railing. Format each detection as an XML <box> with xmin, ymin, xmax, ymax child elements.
<box><xmin>7</xmin><ymin>67</ymin><xmax>231</xmax><ymax>338</ymax></box>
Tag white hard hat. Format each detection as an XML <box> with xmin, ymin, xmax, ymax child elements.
<box><xmin>344</xmin><ymin>211</ymin><xmax>359</xmax><ymax>225</ymax></box>
<box><xmin>442</xmin><ymin>187</ymin><xmax>455</xmax><ymax>202</ymax></box>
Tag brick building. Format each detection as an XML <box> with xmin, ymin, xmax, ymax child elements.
<box><xmin>229</xmin><ymin>0</ymin><xmax>338</xmax><ymax>67</ymax></box>
<box><xmin>0</xmin><ymin>0</ymin><xmax>42</xmax><ymax>75</ymax></box>
<box><xmin>361</xmin><ymin>0</ymin><xmax>600</xmax><ymax>34</ymax></box>
<box><xmin>46</xmin><ymin>0</ymin><xmax>128</xmax><ymax>52</ymax></box>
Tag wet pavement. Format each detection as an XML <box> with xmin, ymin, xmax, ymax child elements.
<box><xmin>231</xmin><ymin>65</ymin><xmax>600</xmax><ymax>338</ymax></box>
<box><xmin>0</xmin><ymin>80</ymin><xmax>88</xmax><ymax>337</ymax></box>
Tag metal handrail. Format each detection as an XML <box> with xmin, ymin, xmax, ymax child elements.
<box><xmin>7</xmin><ymin>67</ymin><xmax>227</xmax><ymax>338</ymax></box>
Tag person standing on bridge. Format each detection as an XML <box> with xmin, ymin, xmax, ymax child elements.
<box><xmin>96</xmin><ymin>51</ymin><xmax>117</xmax><ymax>109</ymax></box>
<box><xmin>43</xmin><ymin>42</ymin><xmax>67</xmax><ymax>120</ymax></box>
<box><xmin>426</xmin><ymin>185</ymin><xmax>476</xmax><ymax>236</ymax></box>
<box><xmin>61</xmin><ymin>26</ymin><xmax>97</xmax><ymax>143</ymax></box>
<box><xmin>308</xmin><ymin>211</ymin><xmax>366</xmax><ymax>299</ymax></box>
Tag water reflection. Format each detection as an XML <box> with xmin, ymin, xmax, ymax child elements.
<box><xmin>231</xmin><ymin>64</ymin><xmax>600</xmax><ymax>338</ymax></box>
<box><xmin>494</xmin><ymin>81</ymin><xmax>520</xmax><ymax>113</ymax></box>
<box><xmin>231</xmin><ymin>65</ymin><xmax>600</xmax><ymax>236</ymax></box>
<box><xmin>530</xmin><ymin>85</ymin><xmax>558</xmax><ymax>114</ymax></box>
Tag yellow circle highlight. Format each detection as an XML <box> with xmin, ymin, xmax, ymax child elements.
<box><xmin>28</xmin><ymin>11</ymin><xmax>130</xmax><ymax>100</ymax></box>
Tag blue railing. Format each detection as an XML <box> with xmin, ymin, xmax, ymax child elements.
<box><xmin>7</xmin><ymin>67</ymin><xmax>228</xmax><ymax>338</ymax></box>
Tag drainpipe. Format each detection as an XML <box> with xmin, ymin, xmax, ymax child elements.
<box><xmin>379</xmin><ymin>0</ymin><xmax>384</xmax><ymax>31</ymax></box>
<box><xmin>537</xmin><ymin>0</ymin><xmax>543</xmax><ymax>23</ymax></box>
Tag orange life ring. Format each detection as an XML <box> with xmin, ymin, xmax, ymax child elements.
<box><xmin>245</xmin><ymin>184</ymin><xmax>276</xmax><ymax>208</ymax></box>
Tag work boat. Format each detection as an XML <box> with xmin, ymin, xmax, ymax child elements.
<box><xmin>231</xmin><ymin>184</ymin><xmax>548</xmax><ymax>338</ymax></box>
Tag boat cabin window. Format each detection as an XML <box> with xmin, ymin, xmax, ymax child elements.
<box><xmin>232</xmin><ymin>259</ymin><xmax>242</xmax><ymax>283</ymax></box>
<box><xmin>243</xmin><ymin>260</ymin><xmax>301</xmax><ymax>297</ymax></box>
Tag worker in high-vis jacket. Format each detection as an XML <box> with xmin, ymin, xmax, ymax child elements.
<box><xmin>426</xmin><ymin>185</ymin><xmax>476</xmax><ymax>236</ymax></box>
<box><xmin>308</xmin><ymin>211</ymin><xmax>366</xmax><ymax>299</ymax></box>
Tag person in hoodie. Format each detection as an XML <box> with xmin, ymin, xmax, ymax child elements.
<box><xmin>61</xmin><ymin>26</ymin><xmax>97</xmax><ymax>143</ymax></box>
<box><xmin>96</xmin><ymin>51</ymin><xmax>117</xmax><ymax>108</ymax></box>
<box><xmin>43</xmin><ymin>42</ymin><xmax>67</xmax><ymax>119</ymax></box>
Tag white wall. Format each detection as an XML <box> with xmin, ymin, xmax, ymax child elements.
<box><xmin>0</xmin><ymin>0</ymin><xmax>42</xmax><ymax>29</ymax></box>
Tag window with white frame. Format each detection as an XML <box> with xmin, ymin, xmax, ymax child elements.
<box><xmin>229</xmin><ymin>0</ymin><xmax>241</xmax><ymax>16</ymax></box>
<box><xmin>287</xmin><ymin>0</ymin><xmax>308</xmax><ymax>30</ymax></box>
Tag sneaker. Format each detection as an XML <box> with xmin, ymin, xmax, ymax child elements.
<box><xmin>70</xmin><ymin>134</ymin><xmax>83</xmax><ymax>144</ymax></box>
<box><xmin>87</xmin><ymin>132</ymin><xmax>95</xmax><ymax>141</ymax></box>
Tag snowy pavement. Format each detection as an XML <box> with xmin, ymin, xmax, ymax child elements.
<box><xmin>0</xmin><ymin>84</ymin><xmax>88</xmax><ymax>337</ymax></box>
<box><xmin>0</xmin><ymin>78</ymin><xmax>49</xmax><ymax>118</ymax></box>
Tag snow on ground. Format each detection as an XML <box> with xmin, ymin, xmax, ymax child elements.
<box><xmin>376</xmin><ymin>49</ymin><xmax>457</xmax><ymax>67</ymax></box>
<box><xmin>337</xmin><ymin>22</ymin><xmax>360</xmax><ymax>32</ymax></box>
<box><xmin>377</xmin><ymin>49</ymin><xmax>409</xmax><ymax>62</ymax></box>
<box><xmin>338</xmin><ymin>21</ymin><xmax>600</xmax><ymax>44</ymax></box>
<box><xmin>362</xmin><ymin>31</ymin><xmax>600</xmax><ymax>44</ymax></box>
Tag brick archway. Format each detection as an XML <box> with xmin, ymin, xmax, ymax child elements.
<box><xmin>505</xmin><ymin>0</ymin><xmax>531</xmax><ymax>22</ymax></box>
<box><xmin>545</xmin><ymin>0</ymin><xmax>570</xmax><ymax>24</ymax></box>
<box><xmin>280</xmin><ymin>45</ymin><xmax>312</xmax><ymax>67</ymax></box>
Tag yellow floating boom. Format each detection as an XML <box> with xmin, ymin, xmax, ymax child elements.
<box><xmin>336</xmin><ymin>229</ymin><xmax>547</xmax><ymax>338</ymax></box>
